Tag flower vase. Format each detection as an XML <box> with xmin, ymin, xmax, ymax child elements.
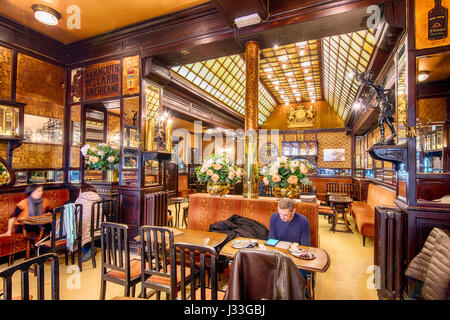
<box><xmin>207</xmin><ymin>182</ymin><xmax>230</xmax><ymax>196</ymax></box>
<box><xmin>106</xmin><ymin>169</ymin><xmax>119</xmax><ymax>182</ymax></box>
<box><xmin>272</xmin><ymin>184</ymin><xmax>300</xmax><ymax>199</ymax></box>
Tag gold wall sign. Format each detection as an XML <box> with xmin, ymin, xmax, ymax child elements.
<box><xmin>70</xmin><ymin>68</ymin><xmax>82</xmax><ymax>103</ymax></box>
<box><xmin>416</xmin><ymin>0</ymin><xmax>449</xmax><ymax>50</ymax></box>
<box><xmin>123</xmin><ymin>55</ymin><xmax>140</xmax><ymax>95</ymax></box>
<box><xmin>84</xmin><ymin>60</ymin><xmax>121</xmax><ymax>100</ymax></box>
<box><xmin>287</xmin><ymin>104</ymin><xmax>316</xmax><ymax>128</ymax></box>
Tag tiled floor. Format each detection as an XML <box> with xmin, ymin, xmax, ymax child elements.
<box><xmin>0</xmin><ymin>203</ymin><xmax>378</xmax><ymax>300</ymax></box>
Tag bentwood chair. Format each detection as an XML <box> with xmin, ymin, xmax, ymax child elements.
<box><xmin>170</xmin><ymin>243</ymin><xmax>224</xmax><ymax>300</ymax></box>
<box><xmin>0</xmin><ymin>253</ymin><xmax>59</xmax><ymax>300</ymax></box>
<box><xmin>100</xmin><ymin>222</ymin><xmax>141</xmax><ymax>300</ymax></box>
<box><xmin>90</xmin><ymin>199</ymin><xmax>119</xmax><ymax>268</ymax></box>
<box><xmin>35</xmin><ymin>204</ymin><xmax>83</xmax><ymax>272</ymax></box>
<box><xmin>139</xmin><ymin>226</ymin><xmax>189</xmax><ymax>300</ymax></box>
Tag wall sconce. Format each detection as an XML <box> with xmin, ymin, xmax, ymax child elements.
<box><xmin>31</xmin><ymin>4</ymin><xmax>62</xmax><ymax>26</ymax></box>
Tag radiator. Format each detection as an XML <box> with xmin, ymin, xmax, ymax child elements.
<box><xmin>144</xmin><ymin>191</ymin><xmax>169</xmax><ymax>226</ymax></box>
<box><xmin>374</xmin><ymin>206</ymin><xmax>405</xmax><ymax>300</ymax></box>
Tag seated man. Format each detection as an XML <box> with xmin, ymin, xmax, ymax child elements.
<box><xmin>268</xmin><ymin>198</ymin><xmax>310</xmax><ymax>246</ymax></box>
<box><xmin>269</xmin><ymin>198</ymin><xmax>312</xmax><ymax>293</ymax></box>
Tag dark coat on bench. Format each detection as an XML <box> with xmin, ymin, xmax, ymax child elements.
<box><xmin>208</xmin><ymin>214</ymin><xmax>269</xmax><ymax>250</ymax></box>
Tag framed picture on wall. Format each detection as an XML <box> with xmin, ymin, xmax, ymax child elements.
<box><xmin>24</xmin><ymin>114</ymin><xmax>63</xmax><ymax>144</ymax></box>
<box><xmin>324</xmin><ymin>149</ymin><xmax>346</xmax><ymax>162</ymax></box>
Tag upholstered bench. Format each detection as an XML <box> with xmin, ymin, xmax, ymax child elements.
<box><xmin>187</xmin><ymin>194</ymin><xmax>320</xmax><ymax>248</ymax></box>
<box><xmin>0</xmin><ymin>188</ymin><xmax>69</xmax><ymax>262</ymax></box>
<box><xmin>351</xmin><ymin>184</ymin><xmax>396</xmax><ymax>246</ymax></box>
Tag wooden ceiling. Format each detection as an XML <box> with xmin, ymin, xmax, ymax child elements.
<box><xmin>417</xmin><ymin>51</ymin><xmax>450</xmax><ymax>84</ymax></box>
<box><xmin>0</xmin><ymin>0</ymin><xmax>208</xmax><ymax>44</ymax></box>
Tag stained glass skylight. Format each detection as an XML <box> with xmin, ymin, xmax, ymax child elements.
<box><xmin>171</xmin><ymin>55</ymin><xmax>277</xmax><ymax>125</ymax></box>
<box><xmin>322</xmin><ymin>30</ymin><xmax>377</xmax><ymax>120</ymax></box>
<box><xmin>259</xmin><ymin>40</ymin><xmax>322</xmax><ymax>105</ymax></box>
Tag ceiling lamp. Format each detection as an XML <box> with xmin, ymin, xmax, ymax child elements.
<box><xmin>234</xmin><ymin>13</ymin><xmax>262</xmax><ymax>28</ymax></box>
<box><xmin>32</xmin><ymin>4</ymin><xmax>61</xmax><ymax>26</ymax></box>
<box><xmin>296</xmin><ymin>42</ymin><xmax>308</xmax><ymax>47</ymax></box>
<box><xmin>418</xmin><ymin>71</ymin><xmax>430</xmax><ymax>82</ymax></box>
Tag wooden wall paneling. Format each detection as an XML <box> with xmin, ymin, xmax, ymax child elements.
<box><xmin>11</xmin><ymin>48</ymin><xmax>17</xmax><ymax>101</ymax></box>
<box><xmin>0</xmin><ymin>16</ymin><xmax>68</xmax><ymax>65</ymax></box>
<box><xmin>415</xmin><ymin>177</ymin><xmax>450</xmax><ymax>201</ymax></box>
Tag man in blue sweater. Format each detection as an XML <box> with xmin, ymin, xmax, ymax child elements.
<box><xmin>268</xmin><ymin>198</ymin><xmax>310</xmax><ymax>246</ymax></box>
<box><xmin>269</xmin><ymin>198</ymin><xmax>312</xmax><ymax>296</ymax></box>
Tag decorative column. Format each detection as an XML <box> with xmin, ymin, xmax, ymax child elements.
<box><xmin>165</xmin><ymin>118</ymin><xmax>173</xmax><ymax>152</ymax></box>
<box><xmin>243</xmin><ymin>41</ymin><xmax>259</xmax><ymax>199</ymax></box>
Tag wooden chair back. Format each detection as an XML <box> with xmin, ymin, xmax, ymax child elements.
<box><xmin>0</xmin><ymin>253</ymin><xmax>59</xmax><ymax>300</ymax></box>
<box><xmin>325</xmin><ymin>183</ymin><xmax>340</xmax><ymax>193</ymax></box>
<box><xmin>90</xmin><ymin>200</ymin><xmax>119</xmax><ymax>269</ymax></box>
<box><xmin>259</xmin><ymin>182</ymin><xmax>273</xmax><ymax>197</ymax></box>
<box><xmin>170</xmin><ymin>243</ymin><xmax>219</xmax><ymax>300</ymax></box>
<box><xmin>51</xmin><ymin>204</ymin><xmax>82</xmax><ymax>252</ymax></box>
<box><xmin>341</xmin><ymin>183</ymin><xmax>354</xmax><ymax>198</ymax></box>
<box><xmin>301</xmin><ymin>184</ymin><xmax>316</xmax><ymax>194</ymax></box>
<box><xmin>100</xmin><ymin>222</ymin><xmax>131</xmax><ymax>280</ymax></box>
<box><xmin>139</xmin><ymin>226</ymin><xmax>174</xmax><ymax>295</ymax></box>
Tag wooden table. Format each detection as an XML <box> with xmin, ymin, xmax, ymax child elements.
<box><xmin>329</xmin><ymin>194</ymin><xmax>353</xmax><ymax>233</ymax></box>
<box><xmin>19</xmin><ymin>214</ymin><xmax>53</xmax><ymax>259</ymax></box>
<box><xmin>168</xmin><ymin>197</ymin><xmax>189</xmax><ymax>228</ymax></box>
<box><xmin>220</xmin><ymin>237</ymin><xmax>330</xmax><ymax>300</ymax></box>
<box><xmin>134</xmin><ymin>228</ymin><xmax>227</xmax><ymax>249</ymax></box>
<box><xmin>220</xmin><ymin>237</ymin><xmax>330</xmax><ymax>273</ymax></box>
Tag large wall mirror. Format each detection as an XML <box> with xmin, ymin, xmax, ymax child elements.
<box><xmin>415</xmin><ymin>51</ymin><xmax>450</xmax><ymax>203</ymax></box>
<box><xmin>415</xmin><ymin>51</ymin><xmax>450</xmax><ymax>175</ymax></box>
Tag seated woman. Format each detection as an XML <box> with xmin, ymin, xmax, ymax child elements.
<box><xmin>74</xmin><ymin>183</ymin><xmax>101</xmax><ymax>262</ymax></box>
<box><xmin>0</xmin><ymin>184</ymin><xmax>51</xmax><ymax>237</ymax></box>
